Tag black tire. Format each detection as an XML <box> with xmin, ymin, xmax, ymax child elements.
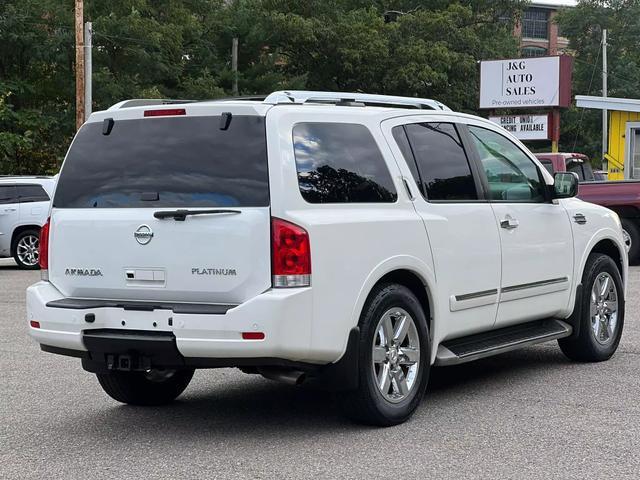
<box><xmin>96</xmin><ymin>368</ymin><xmax>194</xmax><ymax>406</ymax></box>
<box><xmin>621</xmin><ymin>219</ymin><xmax>640</xmax><ymax>265</ymax></box>
<box><xmin>558</xmin><ymin>253</ymin><xmax>624</xmax><ymax>362</ymax></box>
<box><xmin>341</xmin><ymin>283</ymin><xmax>430</xmax><ymax>426</ymax></box>
<box><xmin>12</xmin><ymin>229</ymin><xmax>40</xmax><ymax>270</ymax></box>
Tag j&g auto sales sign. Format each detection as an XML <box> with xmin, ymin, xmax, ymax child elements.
<box><xmin>479</xmin><ymin>56</ymin><xmax>572</xmax><ymax>109</ymax></box>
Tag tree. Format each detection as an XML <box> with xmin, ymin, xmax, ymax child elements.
<box><xmin>556</xmin><ymin>0</ymin><xmax>640</xmax><ymax>161</ymax></box>
<box><xmin>0</xmin><ymin>0</ymin><xmax>527</xmax><ymax>174</ymax></box>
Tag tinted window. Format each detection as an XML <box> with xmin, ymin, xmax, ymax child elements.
<box><xmin>392</xmin><ymin>126</ymin><xmax>422</xmax><ymax>193</ymax></box>
<box><xmin>468</xmin><ymin>126</ymin><xmax>545</xmax><ymax>202</ymax></box>
<box><xmin>55</xmin><ymin>116</ymin><xmax>269</xmax><ymax>208</ymax></box>
<box><xmin>17</xmin><ymin>185</ymin><xmax>50</xmax><ymax>203</ymax></box>
<box><xmin>293</xmin><ymin>123</ymin><xmax>397</xmax><ymax>203</ymax></box>
<box><xmin>568</xmin><ymin>160</ymin><xmax>595</xmax><ymax>182</ymax></box>
<box><xmin>403</xmin><ymin>123</ymin><xmax>477</xmax><ymax>201</ymax></box>
<box><xmin>540</xmin><ymin>159</ymin><xmax>554</xmax><ymax>174</ymax></box>
<box><xmin>0</xmin><ymin>186</ymin><xmax>17</xmax><ymax>205</ymax></box>
<box><xmin>566</xmin><ymin>161</ymin><xmax>585</xmax><ymax>181</ymax></box>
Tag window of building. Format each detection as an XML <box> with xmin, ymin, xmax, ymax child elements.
<box><xmin>522</xmin><ymin>8</ymin><xmax>549</xmax><ymax>40</ymax></box>
<box><xmin>293</xmin><ymin>123</ymin><xmax>397</xmax><ymax>203</ymax></box>
<box><xmin>522</xmin><ymin>46</ymin><xmax>548</xmax><ymax>58</ymax></box>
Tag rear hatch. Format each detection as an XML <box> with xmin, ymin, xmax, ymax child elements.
<box><xmin>49</xmin><ymin>108</ymin><xmax>271</xmax><ymax>304</ymax></box>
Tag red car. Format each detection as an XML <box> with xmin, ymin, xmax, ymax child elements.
<box><xmin>536</xmin><ymin>153</ymin><xmax>639</xmax><ymax>263</ymax></box>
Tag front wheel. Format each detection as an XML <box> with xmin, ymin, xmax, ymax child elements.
<box><xmin>559</xmin><ymin>253</ymin><xmax>624</xmax><ymax>362</ymax></box>
<box><xmin>621</xmin><ymin>219</ymin><xmax>640</xmax><ymax>265</ymax></box>
<box><xmin>342</xmin><ymin>284</ymin><xmax>430</xmax><ymax>426</ymax></box>
<box><xmin>96</xmin><ymin>368</ymin><xmax>194</xmax><ymax>406</ymax></box>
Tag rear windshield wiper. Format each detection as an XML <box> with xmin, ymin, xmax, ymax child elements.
<box><xmin>153</xmin><ymin>209</ymin><xmax>241</xmax><ymax>221</ymax></box>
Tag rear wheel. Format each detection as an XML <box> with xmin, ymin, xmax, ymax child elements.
<box><xmin>559</xmin><ymin>253</ymin><xmax>624</xmax><ymax>362</ymax></box>
<box><xmin>96</xmin><ymin>368</ymin><xmax>194</xmax><ymax>406</ymax></box>
<box><xmin>342</xmin><ymin>284</ymin><xmax>430</xmax><ymax>426</ymax></box>
<box><xmin>621</xmin><ymin>219</ymin><xmax>640</xmax><ymax>265</ymax></box>
<box><xmin>12</xmin><ymin>229</ymin><xmax>40</xmax><ymax>270</ymax></box>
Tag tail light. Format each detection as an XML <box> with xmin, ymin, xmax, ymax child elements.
<box><xmin>39</xmin><ymin>217</ymin><xmax>50</xmax><ymax>280</ymax></box>
<box><xmin>271</xmin><ymin>217</ymin><xmax>311</xmax><ymax>288</ymax></box>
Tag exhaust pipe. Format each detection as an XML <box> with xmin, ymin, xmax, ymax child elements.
<box><xmin>258</xmin><ymin>367</ymin><xmax>306</xmax><ymax>386</ymax></box>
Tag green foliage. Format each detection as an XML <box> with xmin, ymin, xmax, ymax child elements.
<box><xmin>556</xmin><ymin>0</ymin><xmax>640</xmax><ymax>162</ymax></box>
<box><xmin>0</xmin><ymin>0</ymin><xmax>524</xmax><ymax>174</ymax></box>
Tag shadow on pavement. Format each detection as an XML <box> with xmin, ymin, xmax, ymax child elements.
<box><xmin>47</xmin><ymin>346</ymin><xmax>573</xmax><ymax>440</ymax></box>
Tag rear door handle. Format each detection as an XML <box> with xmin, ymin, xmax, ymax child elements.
<box><xmin>500</xmin><ymin>217</ymin><xmax>519</xmax><ymax>230</ymax></box>
<box><xmin>3</xmin><ymin>208</ymin><xmax>17</xmax><ymax>212</ymax></box>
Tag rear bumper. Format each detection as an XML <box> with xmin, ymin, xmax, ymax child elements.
<box><xmin>26</xmin><ymin>280</ymin><xmax>334</xmax><ymax>365</ymax></box>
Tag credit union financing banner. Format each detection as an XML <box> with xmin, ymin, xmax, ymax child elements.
<box><xmin>488</xmin><ymin>114</ymin><xmax>551</xmax><ymax>141</ymax></box>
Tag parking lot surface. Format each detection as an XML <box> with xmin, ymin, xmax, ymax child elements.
<box><xmin>2</xmin><ymin>257</ymin><xmax>640</xmax><ymax>479</ymax></box>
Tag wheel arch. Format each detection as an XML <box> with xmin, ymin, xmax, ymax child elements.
<box><xmin>351</xmin><ymin>256</ymin><xmax>437</xmax><ymax>345</ymax></box>
<box><xmin>590</xmin><ymin>237</ymin><xmax>625</xmax><ymax>280</ymax></box>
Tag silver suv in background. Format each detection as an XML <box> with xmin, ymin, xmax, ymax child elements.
<box><xmin>0</xmin><ymin>176</ymin><xmax>56</xmax><ymax>269</ymax></box>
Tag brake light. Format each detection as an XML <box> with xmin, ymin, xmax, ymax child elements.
<box><xmin>242</xmin><ymin>332</ymin><xmax>265</xmax><ymax>340</ymax></box>
<box><xmin>30</xmin><ymin>320</ymin><xmax>41</xmax><ymax>329</ymax></box>
<box><xmin>39</xmin><ymin>217</ymin><xmax>50</xmax><ymax>279</ymax></box>
<box><xmin>271</xmin><ymin>217</ymin><xmax>311</xmax><ymax>288</ymax></box>
<box><xmin>143</xmin><ymin>108</ymin><xmax>186</xmax><ymax>117</ymax></box>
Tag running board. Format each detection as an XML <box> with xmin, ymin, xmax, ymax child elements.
<box><xmin>435</xmin><ymin>319</ymin><xmax>572</xmax><ymax>366</ymax></box>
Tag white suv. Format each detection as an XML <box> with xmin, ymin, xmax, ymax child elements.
<box><xmin>27</xmin><ymin>91</ymin><xmax>627</xmax><ymax>426</ymax></box>
<box><xmin>0</xmin><ymin>176</ymin><xmax>56</xmax><ymax>269</ymax></box>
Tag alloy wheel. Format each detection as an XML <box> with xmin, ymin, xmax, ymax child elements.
<box><xmin>622</xmin><ymin>228</ymin><xmax>632</xmax><ymax>253</ymax></box>
<box><xmin>16</xmin><ymin>234</ymin><xmax>39</xmax><ymax>267</ymax></box>
<box><xmin>371</xmin><ymin>308</ymin><xmax>420</xmax><ymax>403</ymax></box>
<box><xmin>590</xmin><ymin>272</ymin><xmax>619</xmax><ymax>345</ymax></box>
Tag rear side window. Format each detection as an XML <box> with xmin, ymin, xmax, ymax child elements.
<box><xmin>402</xmin><ymin>123</ymin><xmax>478</xmax><ymax>201</ymax></box>
<box><xmin>292</xmin><ymin>123</ymin><xmax>397</xmax><ymax>203</ymax></box>
<box><xmin>0</xmin><ymin>186</ymin><xmax>17</xmax><ymax>204</ymax></box>
<box><xmin>54</xmin><ymin>116</ymin><xmax>269</xmax><ymax>208</ymax></box>
<box><xmin>17</xmin><ymin>185</ymin><xmax>50</xmax><ymax>203</ymax></box>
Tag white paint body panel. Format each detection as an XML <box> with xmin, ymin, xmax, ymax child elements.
<box><xmin>27</xmin><ymin>101</ymin><xmax>628</xmax><ymax>366</ymax></box>
<box><xmin>0</xmin><ymin>177</ymin><xmax>55</xmax><ymax>257</ymax></box>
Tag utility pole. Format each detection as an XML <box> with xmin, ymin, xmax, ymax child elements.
<box><xmin>74</xmin><ymin>0</ymin><xmax>84</xmax><ymax>130</ymax></box>
<box><xmin>231</xmin><ymin>37</ymin><xmax>239</xmax><ymax>96</ymax></box>
<box><xmin>602</xmin><ymin>29</ymin><xmax>608</xmax><ymax>169</ymax></box>
<box><xmin>84</xmin><ymin>22</ymin><xmax>92</xmax><ymax>121</ymax></box>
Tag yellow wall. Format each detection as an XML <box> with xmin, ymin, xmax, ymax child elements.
<box><xmin>607</xmin><ymin>110</ymin><xmax>640</xmax><ymax>180</ymax></box>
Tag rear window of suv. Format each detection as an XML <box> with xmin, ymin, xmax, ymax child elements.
<box><xmin>292</xmin><ymin>123</ymin><xmax>397</xmax><ymax>203</ymax></box>
<box><xmin>54</xmin><ymin>115</ymin><xmax>269</xmax><ymax>208</ymax></box>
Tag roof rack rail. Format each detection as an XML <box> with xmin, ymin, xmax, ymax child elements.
<box><xmin>0</xmin><ymin>175</ymin><xmax>53</xmax><ymax>179</ymax></box>
<box><xmin>107</xmin><ymin>99</ymin><xmax>198</xmax><ymax>110</ymax></box>
<box><xmin>263</xmin><ymin>90</ymin><xmax>450</xmax><ymax>111</ymax></box>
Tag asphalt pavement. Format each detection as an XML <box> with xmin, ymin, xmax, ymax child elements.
<box><xmin>2</xmin><ymin>257</ymin><xmax>640</xmax><ymax>479</ymax></box>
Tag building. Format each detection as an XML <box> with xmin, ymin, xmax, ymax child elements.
<box><xmin>576</xmin><ymin>96</ymin><xmax>640</xmax><ymax>181</ymax></box>
<box><xmin>514</xmin><ymin>0</ymin><xmax>576</xmax><ymax>57</ymax></box>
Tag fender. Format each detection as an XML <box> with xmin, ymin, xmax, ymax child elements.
<box><xmin>349</xmin><ymin>255</ymin><xmax>439</xmax><ymax>363</ymax></box>
<box><xmin>566</xmin><ymin>227</ymin><xmax>628</xmax><ymax>318</ymax></box>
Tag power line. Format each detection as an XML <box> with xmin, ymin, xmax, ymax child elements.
<box><xmin>572</xmin><ymin>41</ymin><xmax>602</xmax><ymax>152</ymax></box>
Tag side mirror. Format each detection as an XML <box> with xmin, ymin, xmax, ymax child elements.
<box><xmin>553</xmin><ymin>171</ymin><xmax>579</xmax><ymax>199</ymax></box>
